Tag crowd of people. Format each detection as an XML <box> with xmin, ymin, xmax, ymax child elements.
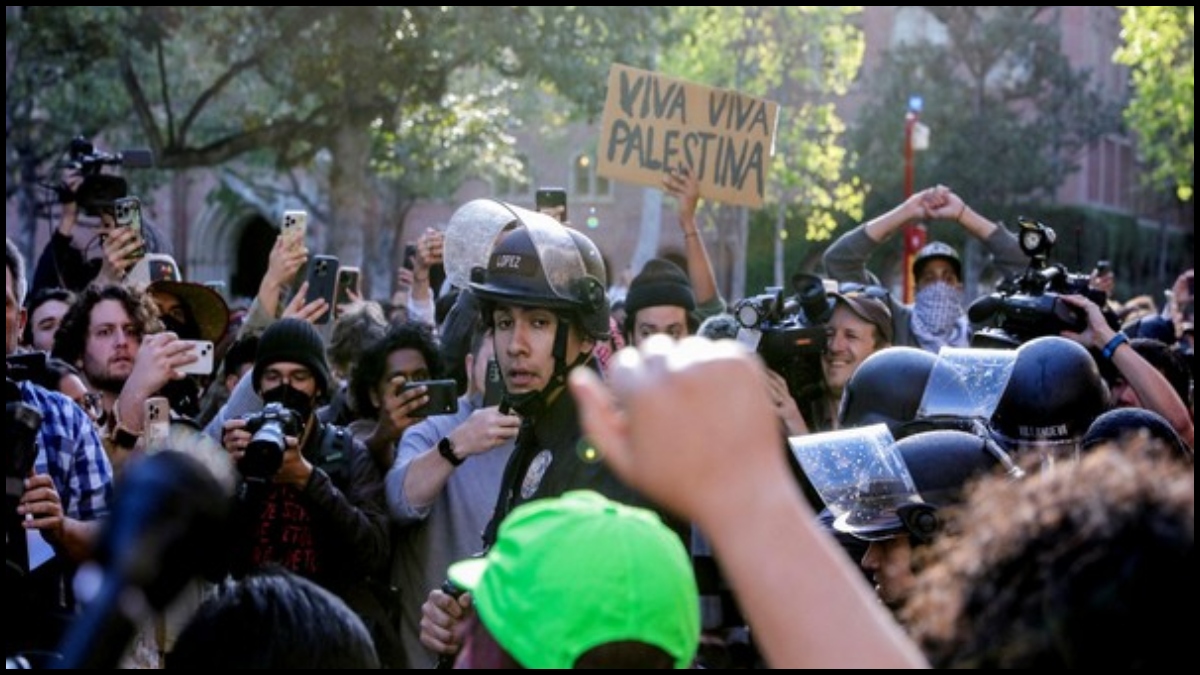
<box><xmin>5</xmin><ymin>164</ymin><xmax>1193</xmax><ymax>669</ymax></box>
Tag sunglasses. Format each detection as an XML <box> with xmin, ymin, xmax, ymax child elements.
<box><xmin>838</xmin><ymin>283</ymin><xmax>890</xmax><ymax>301</ymax></box>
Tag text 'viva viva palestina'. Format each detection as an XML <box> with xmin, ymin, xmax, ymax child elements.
<box><xmin>605</xmin><ymin>70</ymin><xmax>773</xmax><ymax>196</ymax></box>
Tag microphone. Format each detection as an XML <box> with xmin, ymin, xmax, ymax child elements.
<box><xmin>115</xmin><ymin>149</ymin><xmax>155</xmax><ymax>169</ymax></box>
<box><xmin>967</xmin><ymin>294</ymin><xmax>1003</xmax><ymax>324</ymax></box>
<box><xmin>51</xmin><ymin>450</ymin><xmax>232</xmax><ymax>669</ymax></box>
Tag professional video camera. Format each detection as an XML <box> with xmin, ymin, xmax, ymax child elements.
<box><xmin>968</xmin><ymin>217</ymin><xmax>1110</xmax><ymax>348</ymax></box>
<box><xmin>48</xmin><ymin>136</ymin><xmax>153</xmax><ymax>215</ymax></box>
<box><xmin>64</xmin><ymin>136</ymin><xmax>154</xmax><ymax>177</ymax></box>
<box><xmin>7</xmin><ymin>378</ymin><xmax>42</xmax><ymax>580</ymax></box>
<box><xmin>238</xmin><ymin>403</ymin><xmax>305</xmax><ymax>482</ymax></box>
<box><xmin>733</xmin><ymin>272</ymin><xmax>833</xmax><ymax>402</ymax></box>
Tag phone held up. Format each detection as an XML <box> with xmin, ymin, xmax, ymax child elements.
<box><xmin>281</xmin><ymin>210</ymin><xmax>308</xmax><ymax>252</ymax></box>
<box><xmin>176</xmin><ymin>339</ymin><xmax>215</xmax><ymax>377</ymax></box>
<box><xmin>303</xmin><ymin>255</ymin><xmax>341</xmax><ymax>325</ymax></box>
<box><xmin>402</xmin><ymin>379</ymin><xmax>459</xmax><ymax>418</ymax></box>
<box><xmin>535</xmin><ymin>187</ymin><xmax>568</xmax><ymax>224</ymax></box>
<box><xmin>144</xmin><ymin>397</ymin><xmax>171</xmax><ymax>452</ymax></box>
<box><xmin>112</xmin><ymin>196</ymin><xmax>147</xmax><ymax>261</ymax></box>
<box><xmin>335</xmin><ymin>266</ymin><xmax>362</xmax><ymax>314</ymax></box>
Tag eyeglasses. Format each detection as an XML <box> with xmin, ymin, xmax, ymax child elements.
<box><xmin>839</xmin><ymin>283</ymin><xmax>890</xmax><ymax>302</ymax></box>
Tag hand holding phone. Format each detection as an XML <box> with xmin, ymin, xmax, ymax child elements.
<box><xmin>303</xmin><ymin>255</ymin><xmax>341</xmax><ymax>325</ymax></box>
<box><xmin>144</xmin><ymin>396</ymin><xmax>171</xmax><ymax>452</ymax></box>
<box><xmin>535</xmin><ymin>187</ymin><xmax>568</xmax><ymax>223</ymax></box>
<box><xmin>281</xmin><ymin>210</ymin><xmax>308</xmax><ymax>253</ymax></box>
<box><xmin>403</xmin><ymin>379</ymin><xmax>459</xmax><ymax>418</ymax></box>
<box><xmin>112</xmin><ymin>196</ymin><xmax>147</xmax><ymax>261</ymax></box>
<box><xmin>176</xmin><ymin>340</ymin><xmax>215</xmax><ymax>376</ymax></box>
<box><xmin>335</xmin><ymin>267</ymin><xmax>362</xmax><ymax>310</ymax></box>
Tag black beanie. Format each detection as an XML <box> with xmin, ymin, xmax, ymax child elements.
<box><xmin>252</xmin><ymin>318</ymin><xmax>332</xmax><ymax>396</ymax></box>
<box><xmin>624</xmin><ymin>258</ymin><xmax>696</xmax><ymax>321</ymax></box>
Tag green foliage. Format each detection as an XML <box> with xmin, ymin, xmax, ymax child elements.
<box><xmin>661</xmin><ymin>6</ymin><xmax>866</xmax><ymax>243</ymax></box>
<box><xmin>1115</xmin><ymin>6</ymin><xmax>1194</xmax><ymax>202</ymax></box>
<box><xmin>850</xmin><ymin>7</ymin><xmax>1122</xmax><ymax>207</ymax></box>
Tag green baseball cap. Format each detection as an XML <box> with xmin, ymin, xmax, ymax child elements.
<box><xmin>448</xmin><ymin>490</ymin><xmax>700</xmax><ymax>669</ymax></box>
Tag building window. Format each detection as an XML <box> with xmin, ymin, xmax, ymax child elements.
<box><xmin>571</xmin><ymin>152</ymin><xmax>612</xmax><ymax>199</ymax></box>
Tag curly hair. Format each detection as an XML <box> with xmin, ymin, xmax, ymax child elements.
<box><xmin>349</xmin><ymin>319</ymin><xmax>442</xmax><ymax>419</ymax></box>
<box><xmin>51</xmin><ymin>283</ymin><xmax>162</xmax><ymax>365</ymax></box>
<box><xmin>902</xmin><ymin>438</ymin><xmax>1194</xmax><ymax>669</ymax></box>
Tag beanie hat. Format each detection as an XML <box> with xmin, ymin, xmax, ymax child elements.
<box><xmin>624</xmin><ymin>258</ymin><xmax>695</xmax><ymax>323</ymax></box>
<box><xmin>448</xmin><ymin>490</ymin><xmax>700</xmax><ymax>669</ymax></box>
<box><xmin>252</xmin><ymin>318</ymin><xmax>332</xmax><ymax>396</ymax></box>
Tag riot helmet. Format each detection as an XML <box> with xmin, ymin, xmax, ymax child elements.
<box><xmin>989</xmin><ymin>336</ymin><xmax>1110</xmax><ymax>462</ymax></box>
<box><xmin>834</xmin><ymin>430</ymin><xmax>1013</xmax><ymax>544</ymax></box>
<box><xmin>469</xmin><ymin>205</ymin><xmax>609</xmax><ymax>411</ymax></box>
<box><xmin>839</xmin><ymin>346</ymin><xmax>937</xmax><ymax>434</ymax></box>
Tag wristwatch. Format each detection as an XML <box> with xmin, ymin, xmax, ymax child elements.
<box><xmin>438</xmin><ymin>436</ymin><xmax>464</xmax><ymax>467</ymax></box>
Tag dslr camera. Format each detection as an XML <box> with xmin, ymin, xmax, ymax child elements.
<box><xmin>969</xmin><ymin>217</ymin><xmax>1111</xmax><ymax>348</ymax></box>
<box><xmin>238</xmin><ymin>403</ymin><xmax>305</xmax><ymax>482</ymax></box>
<box><xmin>733</xmin><ymin>272</ymin><xmax>833</xmax><ymax>403</ymax></box>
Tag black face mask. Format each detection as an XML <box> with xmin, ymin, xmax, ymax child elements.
<box><xmin>261</xmin><ymin>383</ymin><xmax>316</xmax><ymax>422</ymax></box>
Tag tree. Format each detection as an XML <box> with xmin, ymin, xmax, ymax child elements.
<box><xmin>850</xmin><ymin>7</ymin><xmax>1121</xmax><ymax>209</ymax></box>
<box><xmin>8</xmin><ymin>6</ymin><xmax>670</xmax><ymax>290</ymax></box>
<box><xmin>660</xmin><ymin>7</ymin><xmax>865</xmax><ymax>296</ymax></box>
<box><xmin>1114</xmin><ymin>6</ymin><xmax>1194</xmax><ymax>203</ymax></box>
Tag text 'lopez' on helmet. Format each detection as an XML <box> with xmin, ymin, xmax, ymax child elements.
<box><xmin>468</xmin><ymin>204</ymin><xmax>610</xmax><ymax>341</ymax></box>
<box><xmin>989</xmin><ymin>335</ymin><xmax>1109</xmax><ymax>455</ymax></box>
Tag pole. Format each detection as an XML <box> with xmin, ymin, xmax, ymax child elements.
<box><xmin>902</xmin><ymin>110</ymin><xmax>917</xmax><ymax>304</ymax></box>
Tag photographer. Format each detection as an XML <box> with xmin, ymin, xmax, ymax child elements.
<box><xmin>30</xmin><ymin>169</ymin><xmax>168</xmax><ymax>299</ymax></box>
<box><xmin>6</xmin><ymin>237</ymin><xmax>113</xmax><ymax>658</ymax></box>
<box><xmin>215</xmin><ymin>318</ymin><xmax>397</xmax><ymax>666</ymax></box>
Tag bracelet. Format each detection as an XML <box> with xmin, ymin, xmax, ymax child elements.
<box><xmin>1100</xmin><ymin>332</ymin><xmax>1129</xmax><ymax>360</ymax></box>
<box><xmin>955</xmin><ymin>203</ymin><xmax>967</xmax><ymax>222</ymax></box>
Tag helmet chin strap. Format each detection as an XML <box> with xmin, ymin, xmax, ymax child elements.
<box><xmin>506</xmin><ymin>315</ymin><xmax>589</xmax><ymax>417</ymax></box>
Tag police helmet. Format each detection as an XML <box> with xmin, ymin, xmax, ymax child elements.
<box><xmin>839</xmin><ymin>346</ymin><xmax>938</xmax><ymax>434</ymax></box>
<box><xmin>989</xmin><ymin>336</ymin><xmax>1109</xmax><ymax>457</ymax></box>
<box><xmin>834</xmin><ymin>430</ymin><xmax>1009</xmax><ymax>543</ymax></box>
<box><xmin>469</xmin><ymin>208</ymin><xmax>609</xmax><ymax>341</ymax></box>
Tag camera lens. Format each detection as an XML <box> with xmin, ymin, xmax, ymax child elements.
<box><xmin>240</xmin><ymin>420</ymin><xmax>287</xmax><ymax>480</ymax></box>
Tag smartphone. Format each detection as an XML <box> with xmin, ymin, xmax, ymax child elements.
<box><xmin>112</xmin><ymin>196</ymin><xmax>147</xmax><ymax>260</ymax></box>
<box><xmin>335</xmin><ymin>267</ymin><xmax>361</xmax><ymax>309</ymax></box>
<box><xmin>303</xmin><ymin>255</ymin><xmax>341</xmax><ymax>325</ymax></box>
<box><xmin>177</xmin><ymin>339</ymin><xmax>215</xmax><ymax>377</ymax></box>
<box><xmin>402</xmin><ymin>379</ymin><xmax>459</xmax><ymax>418</ymax></box>
<box><xmin>482</xmin><ymin>357</ymin><xmax>505</xmax><ymax>408</ymax></box>
<box><xmin>144</xmin><ymin>396</ymin><xmax>171</xmax><ymax>453</ymax></box>
<box><xmin>281</xmin><ymin>210</ymin><xmax>308</xmax><ymax>253</ymax></box>
<box><xmin>402</xmin><ymin>243</ymin><xmax>418</xmax><ymax>272</ymax></box>
<box><xmin>535</xmin><ymin>187</ymin><xmax>568</xmax><ymax>223</ymax></box>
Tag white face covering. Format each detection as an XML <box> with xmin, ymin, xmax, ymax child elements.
<box><xmin>911</xmin><ymin>282</ymin><xmax>969</xmax><ymax>351</ymax></box>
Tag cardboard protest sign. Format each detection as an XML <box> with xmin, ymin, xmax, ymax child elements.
<box><xmin>597</xmin><ymin>63</ymin><xmax>779</xmax><ymax>209</ymax></box>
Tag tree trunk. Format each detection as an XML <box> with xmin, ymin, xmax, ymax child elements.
<box><xmin>327</xmin><ymin>124</ymin><xmax>372</xmax><ymax>274</ymax></box>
